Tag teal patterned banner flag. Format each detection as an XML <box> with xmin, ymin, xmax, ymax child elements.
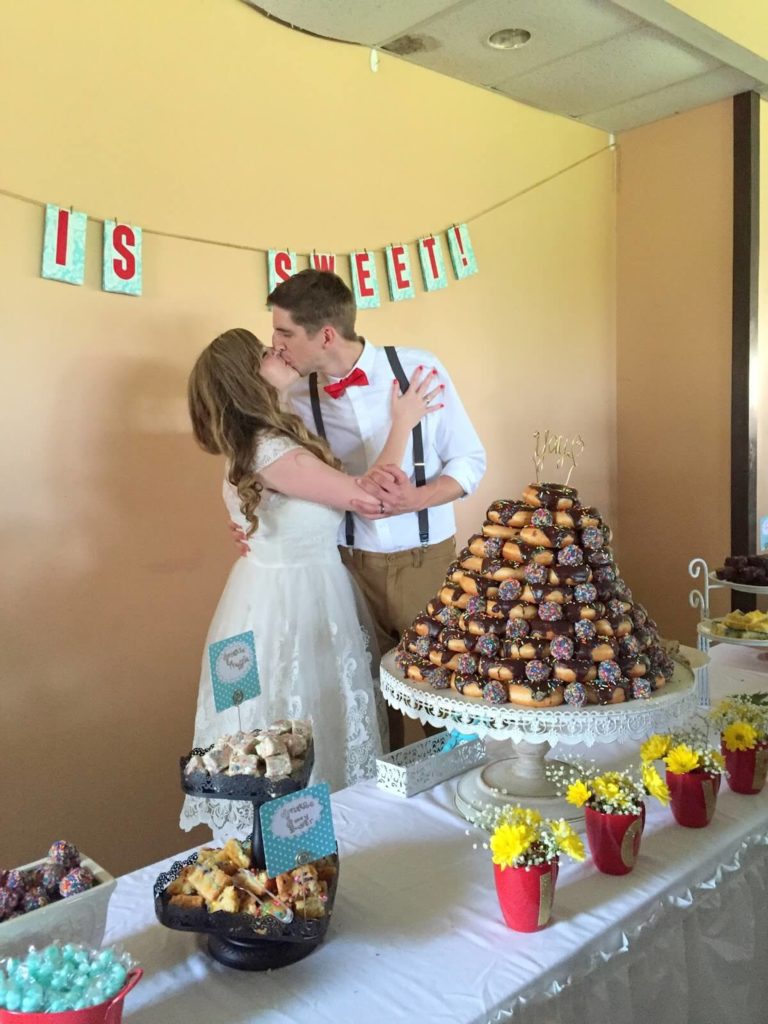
<box><xmin>385</xmin><ymin>244</ymin><xmax>415</xmax><ymax>301</ymax></box>
<box><xmin>418</xmin><ymin>235</ymin><xmax>448</xmax><ymax>292</ymax></box>
<box><xmin>349</xmin><ymin>251</ymin><xmax>380</xmax><ymax>308</ymax></box>
<box><xmin>103</xmin><ymin>221</ymin><xmax>142</xmax><ymax>295</ymax></box>
<box><xmin>447</xmin><ymin>223</ymin><xmax>478</xmax><ymax>279</ymax></box>
<box><xmin>41</xmin><ymin>204</ymin><xmax>87</xmax><ymax>285</ymax></box>
<box><xmin>268</xmin><ymin>249</ymin><xmax>297</xmax><ymax>293</ymax></box>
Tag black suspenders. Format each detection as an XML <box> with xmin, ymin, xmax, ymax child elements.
<box><xmin>308</xmin><ymin>347</ymin><xmax>430</xmax><ymax>548</ymax></box>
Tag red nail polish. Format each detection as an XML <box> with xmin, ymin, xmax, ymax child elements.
<box><xmin>440</xmin><ymin>384</ymin><xmax>445</xmax><ymax>389</ymax></box>
<box><xmin>431</xmin><ymin>369</ymin><xmax>437</xmax><ymax>374</ymax></box>
<box><xmin>417</xmin><ymin>364</ymin><xmax>423</xmax><ymax>370</ymax></box>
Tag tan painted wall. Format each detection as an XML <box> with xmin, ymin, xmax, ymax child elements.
<box><xmin>758</xmin><ymin>97</ymin><xmax>768</xmax><ymax>546</ymax></box>
<box><xmin>616</xmin><ymin>99</ymin><xmax>733</xmax><ymax>645</ymax></box>
<box><xmin>667</xmin><ymin>0</ymin><xmax>768</xmax><ymax>61</ymax></box>
<box><xmin>0</xmin><ymin>0</ymin><xmax>616</xmax><ymax>874</ymax></box>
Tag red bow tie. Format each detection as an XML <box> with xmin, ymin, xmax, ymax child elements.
<box><xmin>323</xmin><ymin>367</ymin><xmax>369</xmax><ymax>399</ymax></box>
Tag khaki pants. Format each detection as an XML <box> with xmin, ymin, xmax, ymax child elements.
<box><xmin>340</xmin><ymin>535</ymin><xmax>456</xmax><ymax>751</ymax></box>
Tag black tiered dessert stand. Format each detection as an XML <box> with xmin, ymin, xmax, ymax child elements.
<box><xmin>153</xmin><ymin>741</ymin><xmax>339</xmax><ymax>971</ymax></box>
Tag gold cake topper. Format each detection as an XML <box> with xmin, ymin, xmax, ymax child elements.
<box><xmin>532</xmin><ymin>430</ymin><xmax>585</xmax><ymax>486</ymax></box>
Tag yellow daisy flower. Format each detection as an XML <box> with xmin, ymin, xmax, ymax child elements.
<box><xmin>641</xmin><ymin>734</ymin><xmax>670</xmax><ymax>762</ymax></box>
<box><xmin>490</xmin><ymin>822</ymin><xmax>535</xmax><ymax>868</ymax></box>
<box><xmin>723</xmin><ymin>721</ymin><xmax>758</xmax><ymax>752</ymax></box>
<box><xmin>592</xmin><ymin>776</ymin><xmax>622</xmax><ymax>804</ymax></box>
<box><xmin>664</xmin><ymin>744</ymin><xmax>700</xmax><ymax>774</ymax></box>
<box><xmin>642</xmin><ymin>762</ymin><xmax>670</xmax><ymax>805</ymax></box>
<box><xmin>557</xmin><ymin>832</ymin><xmax>586</xmax><ymax>862</ymax></box>
<box><xmin>566</xmin><ymin>779</ymin><xmax>592</xmax><ymax>807</ymax></box>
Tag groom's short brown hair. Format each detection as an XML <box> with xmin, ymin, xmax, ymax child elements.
<box><xmin>268</xmin><ymin>269</ymin><xmax>358</xmax><ymax>340</ymax></box>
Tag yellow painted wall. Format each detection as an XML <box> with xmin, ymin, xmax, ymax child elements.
<box><xmin>667</xmin><ymin>0</ymin><xmax>768</xmax><ymax>62</ymax></box>
<box><xmin>616</xmin><ymin>99</ymin><xmax>733</xmax><ymax>644</ymax></box>
<box><xmin>758</xmin><ymin>97</ymin><xmax>768</xmax><ymax>545</ymax></box>
<box><xmin>0</xmin><ymin>0</ymin><xmax>615</xmax><ymax>874</ymax></box>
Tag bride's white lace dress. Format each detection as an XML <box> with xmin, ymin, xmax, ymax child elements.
<box><xmin>180</xmin><ymin>434</ymin><xmax>383</xmax><ymax>838</ymax></box>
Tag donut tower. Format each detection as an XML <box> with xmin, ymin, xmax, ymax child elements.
<box><xmin>395</xmin><ymin>482</ymin><xmax>675</xmax><ymax>708</ymax></box>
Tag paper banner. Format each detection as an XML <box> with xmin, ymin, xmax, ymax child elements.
<box><xmin>349</xmin><ymin>250</ymin><xmax>380</xmax><ymax>309</ymax></box>
<box><xmin>103</xmin><ymin>221</ymin><xmax>142</xmax><ymax>295</ymax></box>
<box><xmin>385</xmin><ymin>244</ymin><xmax>415</xmax><ymax>301</ymax></box>
<box><xmin>268</xmin><ymin>249</ymin><xmax>297</xmax><ymax>294</ymax></box>
<box><xmin>41</xmin><ymin>204</ymin><xmax>87</xmax><ymax>285</ymax></box>
<box><xmin>418</xmin><ymin>235</ymin><xmax>448</xmax><ymax>292</ymax></box>
<box><xmin>447</xmin><ymin>223</ymin><xmax>478</xmax><ymax>280</ymax></box>
<box><xmin>208</xmin><ymin>630</ymin><xmax>261</xmax><ymax>713</ymax></box>
<box><xmin>260</xmin><ymin>782</ymin><xmax>336</xmax><ymax>878</ymax></box>
<box><xmin>309</xmin><ymin>252</ymin><xmax>336</xmax><ymax>273</ymax></box>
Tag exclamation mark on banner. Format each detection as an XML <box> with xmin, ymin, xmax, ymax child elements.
<box><xmin>447</xmin><ymin>223</ymin><xmax>478</xmax><ymax>281</ymax></box>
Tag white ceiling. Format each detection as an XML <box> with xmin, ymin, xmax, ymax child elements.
<box><xmin>243</xmin><ymin>0</ymin><xmax>768</xmax><ymax>132</ymax></box>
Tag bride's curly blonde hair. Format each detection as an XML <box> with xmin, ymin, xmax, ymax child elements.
<box><xmin>188</xmin><ymin>328</ymin><xmax>341</xmax><ymax>536</ymax></box>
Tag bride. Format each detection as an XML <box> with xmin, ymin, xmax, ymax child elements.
<box><xmin>180</xmin><ymin>327</ymin><xmax>441</xmax><ymax>838</ymax></box>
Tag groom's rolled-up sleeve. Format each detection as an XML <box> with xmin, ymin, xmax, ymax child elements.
<box><xmin>431</xmin><ymin>357</ymin><xmax>486</xmax><ymax>497</ymax></box>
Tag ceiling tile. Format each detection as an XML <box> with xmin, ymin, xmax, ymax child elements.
<box><xmin>243</xmin><ymin>0</ymin><xmax>463</xmax><ymax>46</ymax></box>
<box><xmin>381</xmin><ymin>0</ymin><xmax>642</xmax><ymax>87</ymax></box>
<box><xmin>495</xmin><ymin>26</ymin><xmax>720</xmax><ymax>117</ymax></box>
<box><xmin>579</xmin><ymin>66</ymin><xmax>761</xmax><ymax>131</ymax></box>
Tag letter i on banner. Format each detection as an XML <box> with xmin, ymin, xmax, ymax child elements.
<box><xmin>310</xmin><ymin>252</ymin><xmax>336</xmax><ymax>273</ymax></box>
<box><xmin>385</xmin><ymin>244</ymin><xmax>415</xmax><ymax>301</ymax></box>
<box><xmin>103</xmin><ymin>221</ymin><xmax>143</xmax><ymax>295</ymax></box>
<box><xmin>349</xmin><ymin>251</ymin><xmax>380</xmax><ymax>309</ymax></box>
<box><xmin>417</xmin><ymin>235</ymin><xmax>448</xmax><ymax>292</ymax></box>
<box><xmin>447</xmin><ymin>223</ymin><xmax>478</xmax><ymax>280</ymax></box>
<box><xmin>41</xmin><ymin>204</ymin><xmax>87</xmax><ymax>285</ymax></box>
<box><xmin>268</xmin><ymin>250</ymin><xmax>297</xmax><ymax>293</ymax></box>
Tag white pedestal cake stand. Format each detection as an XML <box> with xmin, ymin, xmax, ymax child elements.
<box><xmin>380</xmin><ymin>647</ymin><xmax>706</xmax><ymax>827</ymax></box>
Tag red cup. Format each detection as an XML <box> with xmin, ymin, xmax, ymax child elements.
<box><xmin>585</xmin><ymin>805</ymin><xmax>643</xmax><ymax>875</ymax></box>
<box><xmin>722</xmin><ymin>741</ymin><xmax>768</xmax><ymax>795</ymax></box>
<box><xmin>666</xmin><ymin>770</ymin><xmax>720</xmax><ymax>827</ymax></box>
<box><xmin>0</xmin><ymin>968</ymin><xmax>142</xmax><ymax>1024</ymax></box>
<box><xmin>493</xmin><ymin>858</ymin><xmax>559</xmax><ymax>932</ymax></box>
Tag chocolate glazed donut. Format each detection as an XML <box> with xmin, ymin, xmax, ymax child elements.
<box><xmin>522</xmin><ymin>483</ymin><xmax>577</xmax><ymax>510</ymax></box>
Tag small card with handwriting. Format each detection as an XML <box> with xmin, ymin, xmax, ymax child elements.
<box><xmin>260</xmin><ymin>782</ymin><xmax>336</xmax><ymax>878</ymax></box>
<box><xmin>209</xmin><ymin>631</ymin><xmax>260</xmax><ymax>713</ymax></box>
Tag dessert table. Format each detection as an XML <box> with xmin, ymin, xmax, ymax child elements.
<box><xmin>106</xmin><ymin>657</ymin><xmax>768</xmax><ymax>1024</ymax></box>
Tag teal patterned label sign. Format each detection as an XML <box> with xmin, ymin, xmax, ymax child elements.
<box><xmin>208</xmin><ymin>631</ymin><xmax>260</xmax><ymax>713</ymax></box>
<box><xmin>260</xmin><ymin>782</ymin><xmax>336</xmax><ymax>878</ymax></box>
<box><xmin>103</xmin><ymin>221</ymin><xmax>143</xmax><ymax>295</ymax></box>
<box><xmin>385</xmin><ymin>244</ymin><xmax>415</xmax><ymax>301</ymax></box>
<box><xmin>41</xmin><ymin>204</ymin><xmax>87</xmax><ymax>285</ymax></box>
<box><xmin>268</xmin><ymin>250</ymin><xmax>297</xmax><ymax>293</ymax></box>
<box><xmin>447</xmin><ymin>223</ymin><xmax>478</xmax><ymax>279</ymax></box>
<box><xmin>349</xmin><ymin>251</ymin><xmax>380</xmax><ymax>308</ymax></box>
<box><xmin>418</xmin><ymin>235</ymin><xmax>448</xmax><ymax>291</ymax></box>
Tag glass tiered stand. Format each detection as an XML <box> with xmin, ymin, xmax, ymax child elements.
<box><xmin>380</xmin><ymin>647</ymin><xmax>706</xmax><ymax>827</ymax></box>
<box><xmin>689</xmin><ymin>556</ymin><xmax>768</xmax><ymax>708</ymax></box>
<box><xmin>153</xmin><ymin>741</ymin><xmax>339</xmax><ymax>971</ymax></box>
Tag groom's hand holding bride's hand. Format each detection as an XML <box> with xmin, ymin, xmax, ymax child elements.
<box><xmin>351</xmin><ymin>465</ymin><xmax>418</xmax><ymax>519</ymax></box>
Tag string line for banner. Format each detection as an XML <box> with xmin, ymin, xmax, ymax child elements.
<box><xmin>0</xmin><ymin>144</ymin><xmax>612</xmax><ymax>254</ymax></box>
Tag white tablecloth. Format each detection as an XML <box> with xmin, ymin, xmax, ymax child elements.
<box><xmin>107</xmin><ymin>659</ymin><xmax>768</xmax><ymax>1024</ymax></box>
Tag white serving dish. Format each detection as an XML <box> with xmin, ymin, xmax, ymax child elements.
<box><xmin>376</xmin><ymin>732</ymin><xmax>486</xmax><ymax>798</ymax></box>
<box><xmin>708</xmin><ymin>570</ymin><xmax>768</xmax><ymax>595</ymax></box>
<box><xmin>0</xmin><ymin>855</ymin><xmax>116</xmax><ymax>957</ymax></box>
<box><xmin>698</xmin><ymin>618</ymin><xmax>768</xmax><ymax>648</ymax></box>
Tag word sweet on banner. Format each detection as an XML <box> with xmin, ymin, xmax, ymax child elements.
<box><xmin>41</xmin><ymin>204</ymin><xmax>143</xmax><ymax>295</ymax></box>
<box><xmin>259</xmin><ymin>782</ymin><xmax>336</xmax><ymax>878</ymax></box>
<box><xmin>267</xmin><ymin>222</ymin><xmax>478</xmax><ymax>303</ymax></box>
<box><xmin>208</xmin><ymin>630</ymin><xmax>261</xmax><ymax>713</ymax></box>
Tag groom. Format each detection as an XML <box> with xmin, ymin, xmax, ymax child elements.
<box><xmin>247</xmin><ymin>269</ymin><xmax>486</xmax><ymax>749</ymax></box>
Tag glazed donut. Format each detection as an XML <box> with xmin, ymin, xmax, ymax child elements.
<box><xmin>458</xmin><ymin>555</ymin><xmax>520</xmax><ymax>581</ymax></box>
<box><xmin>620</xmin><ymin>658</ymin><xmax>646</xmax><ymax>678</ymax></box>
<box><xmin>553</xmin><ymin>660</ymin><xmax>597</xmax><ymax>684</ymax></box>
<box><xmin>450</xmin><ymin>569</ymin><xmax>500</xmax><ymax>598</ymax></box>
<box><xmin>440</xmin><ymin>627</ymin><xmax>476</xmax><ymax>654</ymax></box>
<box><xmin>413</xmin><ymin>614</ymin><xmax>442</xmax><ymax>638</ymax></box>
<box><xmin>451</xmin><ymin>674</ymin><xmax>484</xmax><ymax>699</ymax></box>
<box><xmin>507</xmin><ymin>684</ymin><xmax>565</xmax><ymax>708</ymax></box>
<box><xmin>528</xmin><ymin>619</ymin><xmax>573</xmax><ymax>640</ymax></box>
<box><xmin>464</xmin><ymin>614</ymin><xmax>508</xmax><ymax>637</ymax></box>
<box><xmin>428</xmin><ymin>648</ymin><xmax>460</xmax><ymax>670</ymax></box>
<box><xmin>520</xmin><ymin>526</ymin><xmax>576</xmax><ymax>550</ymax></box>
<box><xmin>486</xmin><ymin>499</ymin><xmax>533</xmax><ymax>529</ymax></box>
<box><xmin>563</xmin><ymin>602</ymin><xmax>599</xmax><ymax>622</ymax></box>
<box><xmin>501</xmin><ymin>639</ymin><xmax>548</xmax><ymax>661</ymax></box>
<box><xmin>477</xmin><ymin>657</ymin><xmax>527</xmax><ymax>682</ymax></box>
<box><xmin>468</xmin><ymin>535</ymin><xmax>506</xmax><ymax>560</ymax></box>
<box><xmin>482</xmin><ymin>521</ymin><xmax>521</xmax><ymax>540</ymax></box>
<box><xmin>522</xmin><ymin>483</ymin><xmax>577</xmax><ymax>510</ymax></box>
<box><xmin>575</xmin><ymin>507</ymin><xmax>602</xmax><ymax>529</ymax></box>
<box><xmin>502</xmin><ymin>541</ymin><xmax>555</xmax><ymax>566</ymax></box>
<box><xmin>590</xmin><ymin>641</ymin><xmax>618</xmax><ymax>662</ymax></box>
<box><xmin>438</xmin><ymin>586</ymin><xmax>470</xmax><ymax>610</ymax></box>
<box><xmin>548</xmin><ymin>565</ymin><xmax>591</xmax><ymax>586</ymax></box>
<box><xmin>520</xmin><ymin>584</ymin><xmax>570</xmax><ymax>605</ymax></box>
<box><xmin>585</xmin><ymin>684</ymin><xmax>626</xmax><ymax>705</ymax></box>
<box><xmin>507</xmin><ymin>603</ymin><xmax>539</xmax><ymax>621</ymax></box>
